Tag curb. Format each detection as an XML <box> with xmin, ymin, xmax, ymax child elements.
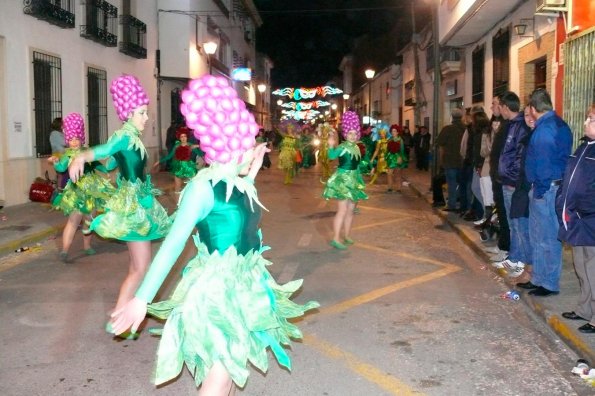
<box><xmin>0</xmin><ymin>225</ymin><xmax>63</xmax><ymax>258</ymax></box>
<box><xmin>407</xmin><ymin>182</ymin><xmax>595</xmax><ymax>365</ymax></box>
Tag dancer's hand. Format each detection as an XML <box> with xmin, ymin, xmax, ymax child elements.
<box><xmin>246</xmin><ymin>143</ymin><xmax>271</xmax><ymax>180</ymax></box>
<box><xmin>110</xmin><ymin>297</ymin><xmax>147</xmax><ymax>335</ymax></box>
<box><xmin>68</xmin><ymin>155</ymin><xmax>86</xmax><ymax>183</ymax></box>
<box><xmin>47</xmin><ymin>156</ymin><xmax>59</xmax><ymax>164</ymax></box>
<box><xmin>328</xmin><ymin>135</ymin><xmax>337</xmax><ymax>148</ymax></box>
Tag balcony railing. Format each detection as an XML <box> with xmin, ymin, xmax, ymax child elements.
<box><xmin>23</xmin><ymin>0</ymin><xmax>75</xmax><ymax>28</ymax></box>
<box><xmin>80</xmin><ymin>0</ymin><xmax>118</xmax><ymax>47</ymax></box>
<box><xmin>119</xmin><ymin>14</ymin><xmax>147</xmax><ymax>59</ymax></box>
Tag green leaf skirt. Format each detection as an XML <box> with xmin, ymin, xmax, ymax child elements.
<box><xmin>147</xmin><ymin>237</ymin><xmax>320</xmax><ymax>387</ymax></box>
<box><xmin>171</xmin><ymin>159</ymin><xmax>197</xmax><ymax>179</ymax></box>
<box><xmin>89</xmin><ymin>176</ymin><xmax>171</xmax><ymax>241</ymax></box>
<box><xmin>52</xmin><ymin>172</ymin><xmax>116</xmax><ymax>216</ymax></box>
<box><xmin>323</xmin><ymin>168</ymin><xmax>368</xmax><ymax>202</ymax></box>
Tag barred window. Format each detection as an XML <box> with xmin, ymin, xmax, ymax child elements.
<box><xmin>171</xmin><ymin>88</ymin><xmax>183</xmax><ymax>125</ymax></box>
<box><xmin>32</xmin><ymin>51</ymin><xmax>62</xmax><ymax>157</ymax></box>
<box><xmin>472</xmin><ymin>46</ymin><xmax>485</xmax><ymax>104</ymax></box>
<box><xmin>492</xmin><ymin>29</ymin><xmax>510</xmax><ymax>98</ymax></box>
<box><xmin>87</xmin><ymin>67</ymin><xmax>108</xmax><ymax>146</ymax></box>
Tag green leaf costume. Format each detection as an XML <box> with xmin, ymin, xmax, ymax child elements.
<box><xmin>135</xmin><ymin>163</ymin><xmax>319</xmax><ymax>387</ymax></box>
<box><xmin>52</xmin><ymin>148</ymin><xmax>116</xmax><ymax>216</ymax></box>
<box><xmin>87</xmin><ymin>121</ymin><xmax>171</xmax><ymax>241</ymax></box>
<box><xmin>322</xmin><ymin>141</ymin><xmax>369</xmax><ymax>202</ymax></box>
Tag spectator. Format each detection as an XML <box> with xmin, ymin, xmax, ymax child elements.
<box><xmin>518</xmin><ymin>88</ymin><xmax>572</xmax><ymax>296</ymax></box>
<box><xmin>485</xmin><ymin>96</ymin><xmax>511</xmax><ymax>262</ymax></box>
<box><xmin>558</xmin><ymin>104</ymin><xmax>595</xmax><ymax>333</ymax></box>
<box><xmin>414</xmin><ymin>126</ymin><xmax>431</xmax><ymax>171</ymax></box>
<box><xmin>494</xmin><ymin>92</ymin><xmax>533</xmax><ymax>278</ymax></box>
<box><xmin>401</xmin><ymin>125</ymin><xmax>413</xmax><ymax>162</ymax></box>
<box><xmin>435</xmin><ymin>108</ymin><xmax>466</xmax><ymax>212</ymax></box>
<box><xmin>49</xmin><ymin>117</ymin><xmax>68</xmax><ymax>189</ymax></box>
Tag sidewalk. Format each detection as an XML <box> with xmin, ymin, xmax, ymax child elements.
<box><xmin>1</xmin><ymin>167</ymin><xmax>595</xmax><ymax>368</ymax></box>
<box><xmin>405</xmin><ymin>167</ymin><xmax>595</xmax><ymax>367</ymax></box>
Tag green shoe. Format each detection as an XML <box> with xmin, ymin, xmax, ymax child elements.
<box><xmin>330</xmin><ymin>240</ymin><xmax>347</xmax><ymax>250</ymax></box>
<box><xmin>105</xmin><ymin>322</ymin><xmax>139</xmax><ymax>340</ymax></box>
<box><xmin>84</xmin><ymin>248</ymin><xmax>96</xmax><ymax>256</ymax></box>
<box><xmin>344</xmin><ymin>237</ymin><xmax>354</xmax><ymax>245</ymax></box>
<box><xmin>59</xmin><ymin>251</ymin><xmax>72</xmax><ymax>264</ymax></box>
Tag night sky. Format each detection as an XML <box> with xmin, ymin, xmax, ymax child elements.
<box><xmin>253</xmin><ymin>0</ymin><xmax>430</xmax><ymax>89</ymax></box>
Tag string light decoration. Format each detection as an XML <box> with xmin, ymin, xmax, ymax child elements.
<box><xmin>281</xmin><ymin>109</ymin><xmax>320</xmax><ymax>121</ymax></box>
<box><xmin>280</xmin><ymin>100</ymin><xmax>331</xmax><ymax>111</ymax></box>
<box><xmin>272</xmin><ymin>86</ymin><xmax>343</xmax><ymax>100</ymax></box>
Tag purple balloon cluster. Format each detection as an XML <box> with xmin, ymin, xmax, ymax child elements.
<box><xmin>180</xmin><ymin>75</ymin><xmax>259</xmax><ymax>164</ymax></box>
<box><xmin>341</xmin><ymin>111</ymin><xmax>361</xmax><ymax>139</ymax></box>
<box><xmin>63</xmin><ymin>112</ymin><xmax>85</xmax><ymax>144</ymax></box>
<box><xmin>110</xmin><ymin>75</ymin><xmax>149</xmax><ymax>122</ymax></box>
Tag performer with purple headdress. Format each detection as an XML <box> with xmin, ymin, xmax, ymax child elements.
<box><xmin>110</xmin><ymin>75</ymin><xmax>319</xmax><ymax>395</ymax></box>
<box><xmin>323</xmin><ymin>110</ymin><xmax>368</xmax><ymax>249</ymax></box>
<box><xmin>69</xmin><ymin>75</ymin><xmax>170</xmax><ymax>333</ymax></box>
<box><xmin>49</xmin><ymin>112</ymin><xmax>115</xmax><ymax>263</ymax></box>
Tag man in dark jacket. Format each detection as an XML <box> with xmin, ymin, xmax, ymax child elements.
<box><xmin>414</xmin><ymin>126</ymin><xmax>431</xmax><ymax>171</ymax></box>
<box><xmin>435</xmin><ymin>108</ymin><xmax>466</xmax><ymax>212</ymax></box>
<box><xmin>487</xmin><ymin>96</ymin><xmax>511</xmax><ymax>261</ymax></box>
<box><xmin>522</xmin><ymin>89</ymin><xmax>572</xmax><ymax>297</ymax></box>
<box><xmin>495</xmin><ymin>91</ymin><xmax>532</xmax><ymax>277</ymax></box>
<box><xmin>557</xmin><ymin>105</ymin><xmax>595</xmax><ymax>332</ymax></box>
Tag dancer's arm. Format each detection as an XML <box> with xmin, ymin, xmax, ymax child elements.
<box><xmin>110</xmin><ymin>178</ymin><xmax>215</xmax><ymax>334</ymax></box>
<box><xmin>69</xmin><ymin>134</ymin><xmax>129</xmax><ymax>182</ymax></box>
<box><xmin>52</xmin><ymin>154</ymin><xmax>70</xmax><ymax>173</ymax></box>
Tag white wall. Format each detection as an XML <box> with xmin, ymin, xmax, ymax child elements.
<box><xmin>0</xmin><ymin>1</ymin><xmax>159</xmax><ymax>205</ymax></box>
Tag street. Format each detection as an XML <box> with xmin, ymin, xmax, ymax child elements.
<box><xmin>0</xmin><ymin>160</ymin><xmax>591</xmax><ymax>396</ymax></box>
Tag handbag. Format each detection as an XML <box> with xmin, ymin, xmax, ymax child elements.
<box><xmin>29</xmin><ymin>177</ymin><xmax>55</xmax><ymax>203</ymax></box>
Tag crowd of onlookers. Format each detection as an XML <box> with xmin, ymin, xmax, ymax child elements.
<box><xmin>434</xmin><ymin>88</ymin><xmax>595</xmax><ymax>334</ymax></box>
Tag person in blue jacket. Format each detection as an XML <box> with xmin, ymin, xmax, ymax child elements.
<box><xmin>557</xmin><ymin>104</ymin><xmax>595</xmax><ymax>333</ymax></box>
<box><xmin>519</xmin><ymin>88</ymin><xmax>572</xmax><ymax>296</ymax></box>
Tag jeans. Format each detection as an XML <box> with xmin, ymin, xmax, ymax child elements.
<box><xmin>445</xmin><ymin>168</ymin><xmax>461</xmax><ymax>210</ymax></box>
<box><xmin>529</xmin><ymin>185</ymin><xmax>562</xmax><ymax>291</ymax></box>
<box><xmin>492</xmin><ymin>179</ymin><xmax>510</xmax><ymax>251</ymax></box>
<box><xmin>503</xmin><ymin>185</ymin><xmax>532</xmax><ymax>264</ymax></box>
<box><xmin>459</xmin><ymin>164</ymin><xmax>473</xmax><ymax>212</ymax></box>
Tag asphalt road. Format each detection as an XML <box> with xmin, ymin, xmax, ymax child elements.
<box><xmin>0</xmin><ymin>160</ymin><xmax>592</xmax><ymax>395</ymax></box>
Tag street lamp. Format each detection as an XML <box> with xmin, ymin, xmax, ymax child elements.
<box><xmin>365</xmin><ymin>68</ymin><xmax>375</xmax><ymax>125</ymax></box>
<box><xmin>203</xmin><ymin>41</ymin><xmax>218</xmax><ymax>74</ymax></box>
<box><xmin>257</xmin><ymin>83</ymin><xmax>267</xmax><ymax>127</ymax></box>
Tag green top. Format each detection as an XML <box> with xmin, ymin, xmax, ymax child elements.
<box><xmin>92</xmin><ymin>121</ymin><xmax>147</xmax><ymax>182</ymax></box>
<box><xmin>136</xmin><ymin>176</ymin><xmax>261</xmax><ymax>303</ymax></box>
<box><xmin>329</xmin><ymin>141</ymin><xmax>361</xmax><ymax>170</ymax></box>
<box><xmin>54</xmin><ymin>148</ymin><xmax>114</xmax><ymax>174</ymax></box>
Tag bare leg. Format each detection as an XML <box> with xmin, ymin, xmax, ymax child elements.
<box><xmin>114</xmin><ymin>241</ymin><xmax>152</xmax><ymax>311</ymax></box>
<box><xmin>198</xmin><ymin>361</ymin><xmax>233</xmax><ymax>396</ymax></box>
<box><xmin>174</xmin><ymin>176</ymin><xmax>182</xmax><ymax>193</ymax></box>
<box><xmin>387</xmin><ymin>169</ymin><xmax>394</xmax><ymax>191</ymax></box>
<box><xmin>394</xmin><ymin>169</ymin><xmax>402</xmax><ymax>191</ymax></box>
<box><xmin>333</xmin><ymin>200</ymin><xmax>347</xmax><ymax>242</ymax></box>
<box><xmin>343</xmin><ymin>200</ymin><xmax>356</xmax><ymax>241</ymax></box>
<box><xmin>62</xmin><ymin>212</ymin><xmax>83</xmax><ymax>254</ymax></box>
<box><xmin>82</xmin><ymin>214</ymin><xmax>93</xmax><ymax>251</ymax></box>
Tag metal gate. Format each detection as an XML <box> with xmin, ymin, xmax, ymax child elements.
<box><xmin>563</xmin><ymin>28</ymin><xmax>595</xmax><ymax>147</ymax></box>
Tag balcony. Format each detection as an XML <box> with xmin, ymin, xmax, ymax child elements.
<box><xmin>119</xmin><ymin>14</ymin><xmax>147</xmax><ymax>59</ymax></box>
<box><xmin>80</xmin><ymin>0</ymin><xmax>118</xmax><ymax>47</ymax></box>
<box><xmin>23</xmin><ymin>0</ymin><xmax>75</xmax><ymax>29</ymax></box>
<box><xmin>440</xmin><ymin>48</ymin><xmax>463</xmax><ymax>76</ymax></box>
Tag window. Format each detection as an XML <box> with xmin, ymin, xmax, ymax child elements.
<box><xmin>534</xmin><ymin>58</ymin><xmax>547</xmax><ymax>90</ymax></box>
<box><xmin>492</xmin><ymin>29</ymin><xmax>510</xmax><ymax>98</ymax></box>
<box><xmin>87</xmin><ymin>67</ymin><xmax>108</xmax><ymax>146</ymax></box>
<box><xmin>171</xmin><ymin>88</ymin><xmax>183</xmax><ymax>124</ymax></box>
<box><xmin>472</xmin><ymin>46</ymin><xmax>485</xmax><ymax>104</ymax></box>
<box><xmin>81</xmin><ymin>0</ymin><xmax>118</xmax><ymax>47</ymax></box>
<box><xmin>32</xmin><ymin>51</ymin><xmax>62</xmax><ymax>157</ymax></box>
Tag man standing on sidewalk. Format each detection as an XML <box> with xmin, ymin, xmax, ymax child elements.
<box><xmin>495</xmin><ymin>91</ymin><xmax>532</xmax><ymax>277</ymax></box>
<box><xmin>436</xmin><ymin>108</ymin><xmax>466</xmax><ymax>212</ymax></box>
<box><xmin>521</xmin><ymin>88</ymin><xmax>572</xmax><ymax>296</ymax></box>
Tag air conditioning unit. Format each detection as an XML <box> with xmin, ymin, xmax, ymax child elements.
<box><xmin>536</xmin><ymin>0</ymin><xmax>567</xmax><ymax>13</ymax></box>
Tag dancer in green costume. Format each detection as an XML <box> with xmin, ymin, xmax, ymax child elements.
<box><xmin>385</xmin><ymin>124</ymin><xmax>409</xmax><ymax>193</ymax></box>
<box><xmin>110</xmin><ymin>75</ymin><xmax>319</xmax><ymax>395</ymax></box>
<box><xmin>153</xmin><ymin>127</ymin><xmax>201</xmax><ymax>193</ymax></box>
<box><xmin>49</xmin><ymin>112</ymin><xmax>116</xmax><ymax>263</ymax></box>
<box><xmin>323</xmin><ymin>111</ymin><xmax>368</xmax><ymax>249</ymax></box>
<box><xmin>299</xmin><ymin>126</ymin><xmax>315</xmax><ymax>169</ymax></box>
<box><xmin>278</xmin><ymin>120</ymin><xmax>301</xmax><ymax>184</ymax></box>
<box><xmin>69</xmin><ymin>75</ymin><xmax>170</xmax><ymax>318</ymax></box>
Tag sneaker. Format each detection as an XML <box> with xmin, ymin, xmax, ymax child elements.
<box><xmin>493</xmin><ymin>259</ymin><xmax>522</xmax><ymax>270</ymax></box>
<box><xmin>489</xmin><ymin>251</ymin><xmax>509</xmax><ymax>262</ymax></box>
<box><xmin>484</xmin><ymin>246</ymin><xmax>504</xmax><ymax>255</ymax></box>
<box><xmin>508</xmin><ymin>263</ymin><xmax>526</xmax><ymax>278</ymax></box>
<box><xmin>473</xmin><ymin>217</ymin><xmax>487</xmax><ymax>226</ymax></box>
